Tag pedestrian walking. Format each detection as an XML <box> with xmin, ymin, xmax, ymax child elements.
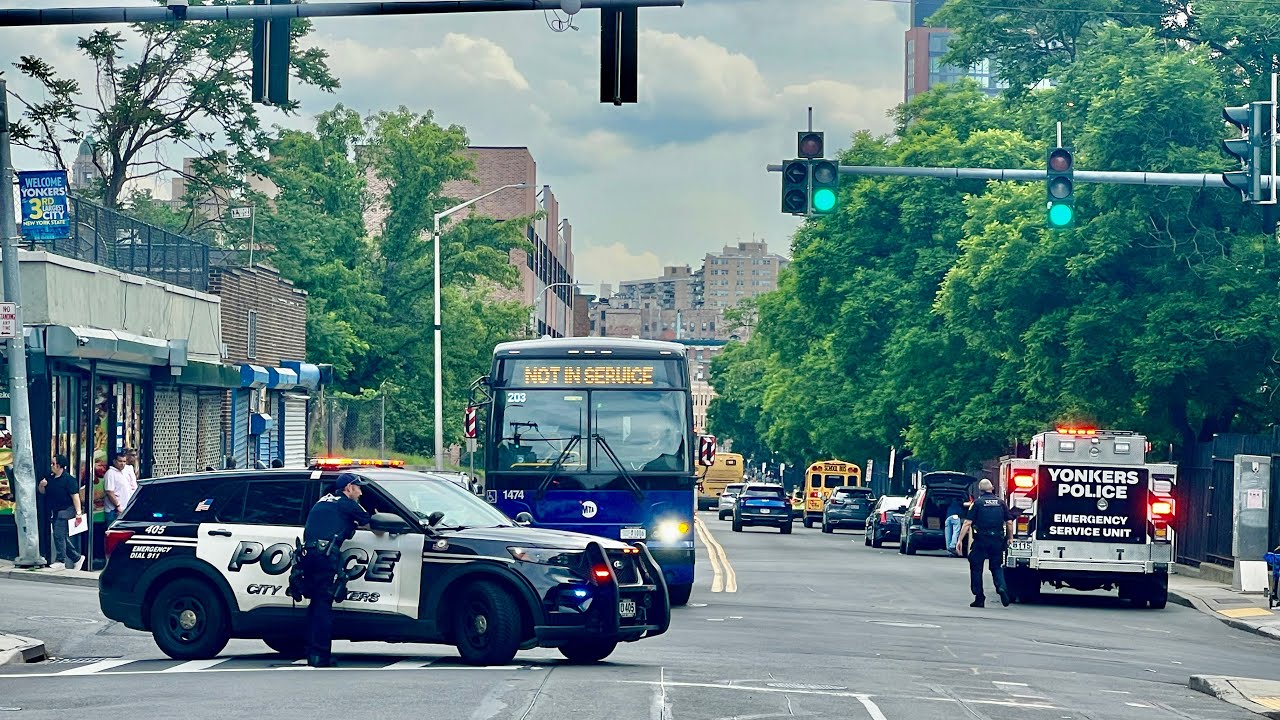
<box><xmin>38</xmin><ymin>454</ymin><xmax>84</xmax><ymax>570</ymax></box>
<box><xmin>956</xmin><ymin>478</ymin><xmax>1013</xmax><ymax>608</ymax></box>
<box><xmin>295</xmin><ymin>473</ymin><xmax>372</xmax><ymax>667</ymax></box>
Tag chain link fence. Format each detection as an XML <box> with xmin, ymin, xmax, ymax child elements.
<box><xmin>309</xmin><ymin>394</ymin><xmax>388</xmax><ymax>460</ymax></box>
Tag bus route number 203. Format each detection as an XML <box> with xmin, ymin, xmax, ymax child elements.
<box><xmin>506</xmin><ymin>392</ymin><xmax>528</xmax><ymax>404</ymax></box>
<box><xmin>502</xmin><ymin>490</ymin><xmax>525</xmax><ymax>500</ymax></box>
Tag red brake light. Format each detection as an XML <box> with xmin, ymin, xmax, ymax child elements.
<box><xmin>879</xmin><ymin>511</ymin><xmax>888</xmax><ymax>524</ymax></box>
<box><xmin>592</xmin><ymin>565</ymin><xmax>612</xmax><ymax>581</ymax></box>
<box><xmin>104</xmin><ymin>529</ymin><xmax>135</xmax><ymax>557</ymax></box>
<box><xmin>1151</xmin><ymin>500</ymin><xmax>1174</xmax><ymax>516</ymax></box>
<box><xmin>1012</xmin><ymin>472</ymin><xmax>1035</xmax><ymax>490</ymax></box>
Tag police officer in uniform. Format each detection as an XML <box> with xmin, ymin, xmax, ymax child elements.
<box><xmin>298</xmin><ymin>473</ymin><xmax>372</xmax><ymax>667</ymax></box>
<box><xmin>957</xmin><ymin>478</ymin><xmax>1014</xmax><ymax>608</ymax></box>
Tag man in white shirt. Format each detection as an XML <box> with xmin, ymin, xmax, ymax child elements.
<box><xmin>103</xmin><ymin>453</ymin><xmax>135</xmax><ymax>525</ymax></box>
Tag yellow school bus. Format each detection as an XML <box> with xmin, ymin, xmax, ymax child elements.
<box><xmin>800</xmin><ymin>459</ymin><xmax>863</xmax><ymax>528</ymax></box>
<box><xmin>697</xmin><ymin>452</ymin><xmax>745</xmax><ymax>510</ymax></box>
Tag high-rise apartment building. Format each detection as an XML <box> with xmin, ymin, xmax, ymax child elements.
<box><xmin>904</xmin><ymin>0</ymin><xmax>1002</xmax><ymax>101</ymax></box>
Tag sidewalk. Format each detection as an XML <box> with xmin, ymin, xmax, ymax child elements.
<box><xmin>1191</xmin><ymin>676</ymin><xmax>1280</xmax><ymax>719</ymax></box>
<box><xmin>0</xmin><ymin>558</ymin><xmax>100</xmax><ymax>588</ymax></box>
<box><xmin>0</xmin><ymin>633</ymin><xmax>46</xmax><ymax>665</ymax></box>
<box><xmin>1170</xmin><ymin>566</ymin><xmax>1280</xmax><ymax>642</ymax></box>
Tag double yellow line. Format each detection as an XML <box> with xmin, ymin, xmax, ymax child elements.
<box><xmin>693</xmin><ymin>516</ymin><xmax>737</xmax><ymax>593</ymax></box>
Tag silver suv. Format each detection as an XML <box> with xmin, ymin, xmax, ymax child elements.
<box><xmin>717</xmin><ymin>483</ymin><xmax>746</xmax><ymax>520</ymax></box>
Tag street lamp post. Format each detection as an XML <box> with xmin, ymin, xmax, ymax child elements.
<box><xmin>537</xmin><ymin>282</ymin><xmax>589</xmax><ymax>338</ymax></box>
<box><xmin>433</xmin><ymin>182</ymin><xmax>529</xmax><ymax>470</ymax></box>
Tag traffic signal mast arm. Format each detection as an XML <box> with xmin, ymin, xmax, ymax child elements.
<box><xmin>0</xmin><ymin>0</ymin><xmax>683</xmax><ymax>25</ymax></box>
<box><xmin>765</xmin><ymin>163</ymin><xmax>1274</xmax><ymax>191</ymax></box>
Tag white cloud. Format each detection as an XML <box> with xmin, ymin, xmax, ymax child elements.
<box><xmin>574</xmin><ymin>242</ymin><xmax>663</xmax><ymax>292</ymax></box>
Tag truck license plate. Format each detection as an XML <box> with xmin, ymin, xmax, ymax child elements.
<box><xmin>759</xmin><ymin>508</ymin><xmax>771</xmax><ymax>514</ymax></box>
<box><xmin>1009</xmin><ymin>540</ymin><xmax>1033</xmax><ymax>551</ymax></box>
<box><xmin>620</xmin><ymin>527</ymin><xmax>646</xmax><ymax>540</ymax></box>
<box><xmin>619</xmin><ymin>599</ymin><xmax>636</xmax><ymax>618</ymax></box>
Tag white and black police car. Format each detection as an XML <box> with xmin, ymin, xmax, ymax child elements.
<box><xmin>98</xmin><ymin>459</ymin><xmax>671</xmax><ymax>665</ymax></box>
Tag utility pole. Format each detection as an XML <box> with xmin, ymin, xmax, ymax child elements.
<box><xmin>0</xmin><ymin>78</ymin><xmax>44</xmax><ymax>567</ymax></box>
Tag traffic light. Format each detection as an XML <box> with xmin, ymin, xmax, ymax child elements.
<box><xmin>251</xmin><ymin>0</ymin><xmax>292</xmax><ymax>106</ymax></box>
<box><xmin>782</xmin><ymin>160</ymin><xmax>809</xmax><ymax>215</ymax></box>
<box><xmin>1046</xmin><ymin>146</ymin><xmax>1074</xmax><ymax>229</ymax></box>
<box><xmin>810</xmin><ymin>160</ymin><xmax>840</xmax><ymax>214</ymax></box>
<box><xmin>797</xmin><ymin>131</ymin><xmax>824</xmax><ymax>159</ymax></box>
<box><xmin>1222</xmin><ymin>101</ymin><xmax>1271</xmax><ymax>203</ymax></box>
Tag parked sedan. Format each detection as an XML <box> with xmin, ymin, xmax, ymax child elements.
<box><xmin>865</xmin><ymin>495</ymin><xmax>910</xmax><ymax>548</ymax></box>
<box><xmin>717</xmin><ymin>483</ymin><xmax>746</xmax><ymax>520</ymax></box>
<box><xmin>821</xmin><ymin>486</ymin><xmax>875</xmax><ymax>533</ymax></box>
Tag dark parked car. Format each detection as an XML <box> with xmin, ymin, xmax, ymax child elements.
<box><xmin>821</xmin><ymin>486</ymin><xmax>875</xmax><ymax>533</ymax></box>
<box><xmin>864</xmin><ymin>495</ymin><xmax>910</xmax><ymax>547</ymax></box>
<box><xmin>899</xmin><ymin>471</ymin><xmax>978</xmax><ymax>555</ymax></box>
<box><xmin>732</xmin><ymin>484</ymin><xmax>793</xmax><ymax>534</ymax></box>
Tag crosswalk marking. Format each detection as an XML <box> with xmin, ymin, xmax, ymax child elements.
<box><xmin>0</xmin><ymin>656</ymin><xmax>533</xmax><ymax>679</ymax></box>
<box><xmin>58</xmin><ymin>659</ymin><xmax>133</xmax><ymax>675</ymax></box>
<box><xmin>160</xmin><ymin>659</ymin><xmax>228</xmax><ymax>673</ymax></box>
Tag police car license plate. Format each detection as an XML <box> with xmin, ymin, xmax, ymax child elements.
<box><xmin>621</xmin><ymin>527</ymin><xmax>646</xmax><ymax>540</ymax></box>
<box><xmin>619</xmin><ymin>599</ymin><xmax>636</xmax><ymax>618</ymax></box>
<box><xmin>1009</xmin><ymin>540</ymin><xmax>1033</xmax><ymax>551</ymax></box>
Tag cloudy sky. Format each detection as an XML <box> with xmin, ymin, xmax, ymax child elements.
<box><xmin>0</xmin><ymin>0</ymin><xmax>908</xmax><ymax>290</ymax></box>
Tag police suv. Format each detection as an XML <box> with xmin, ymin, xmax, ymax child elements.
<box><xmin>98</xmin><ymin>461</ymin><xmax>671</xmax><ymax>665</ymax></box>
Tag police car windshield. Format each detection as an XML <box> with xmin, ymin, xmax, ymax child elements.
<box><xmin>376</xmin><ymin>474</ymin><xmax>512</xmax><ymax>529</ymax></box>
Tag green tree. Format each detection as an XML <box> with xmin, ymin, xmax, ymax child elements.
<box><xmin>7</xmin><ymin>0</ymin><xmax>337</xmax><ymax>212</ymax></box>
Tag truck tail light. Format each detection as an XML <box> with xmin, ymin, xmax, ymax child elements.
<box><xmin>1012</xmin><ymin>471</ymin><xmax>1035</xmax><ymax>490</ymax></box>
<box><xmin>1151</xmin><ymin>500</ymin><xmax>1174</xmax><ymax>517</ymax></box>
<box><xmin>1016</xmin><ymin>517</ymin><xmax>1030</xmax><ymax>536</ymax></box>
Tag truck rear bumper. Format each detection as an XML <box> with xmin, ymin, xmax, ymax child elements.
<box><xmin>1016</xmin><ymin>559</ymin><xmax>1164</xmax><ymax>573</ymax></box>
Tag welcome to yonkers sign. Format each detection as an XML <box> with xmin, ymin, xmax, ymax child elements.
<box><xmin>1038</xmin><ymin>465</ymin><xmax>1149</xmax><ymax>544</ymax></box>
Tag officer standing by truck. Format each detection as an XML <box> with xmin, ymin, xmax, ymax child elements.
<box><xmin>957</xmin><ymin>478</ymin><xmax>1013</xmax><ymax>608</ymax></box>
<box><xmin>298</xmin><ymin>473</ymin><xmax>372</xmax><ymax>667</ymax></box>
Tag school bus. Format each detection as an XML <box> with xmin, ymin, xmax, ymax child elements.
<box><xmin>800</xmin><ymin>459</ymin><xmax>863</xmax><ymax>528</ymax></box>
<box><xmin>697</xmin><ymin>451</ymin><xmax>745</xmax><ymax>510</ymax></box>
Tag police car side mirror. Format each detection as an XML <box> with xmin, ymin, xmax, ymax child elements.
<box><xmin>514</xmin><ymin>511</ymin><xmax>533</xmax><ymax>526</ymax></box>
<box><xmin>369</xmin><ymin>512</ymin><xmax>413</xmax><ymax>535</ymax></box>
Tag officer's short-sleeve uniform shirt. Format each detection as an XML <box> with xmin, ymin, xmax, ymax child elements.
<box><xmin>304</xmin><ymin>494</ymin><xmax>372</xmax><ymax>545</ymax></box>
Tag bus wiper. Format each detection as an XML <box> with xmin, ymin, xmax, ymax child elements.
<box><xmin>592</xmin><ymin>434</ymin><xmax>645</xmax><ymax>502</ymax></box>
<box><xmin>533</xmin><ymin>434</ymin><xmax>582</xmax><ymax>500</ymax></box>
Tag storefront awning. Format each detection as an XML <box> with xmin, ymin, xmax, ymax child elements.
<box><xmin>177</xmin><ymin>359</ymin><xmax>243</xmax><ymax>388</ymax></box>
<box><xmin>239</xmin><ymin>364</ymin><xmax>269</xmax><ymax>388</ymax></box>
<box><xmin>45</xmin><ymin>325</ymin><xmax>170</xmax><ymax>366</ymax></box>
<box><xmin>281</xmin><ymin>361</ymin><xmax>323</xmax><ymax>390</ymax></box>
<box><xmin>267</xmin><ymin>366</ymin><xmax>299</xmax><ymax>388</ymax></box>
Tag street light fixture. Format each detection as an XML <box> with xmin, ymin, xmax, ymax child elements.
<box><xmin>433</xmin><ymin>182</ymin><xmax>529</xmax><ymax>470</ymax></box>
<box><xmin>536</xmin><ymin>281</ymin><xmax>591</xmax><ymax>338</ymax></box>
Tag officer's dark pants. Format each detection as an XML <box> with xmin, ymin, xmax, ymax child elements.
<box><xmin>968</xmin><ymin>535</ymin><xmax>1008</xmax><ymax>600</ymax></box>
<box><xmin>302</xmin><ymin>553</ymin><xmax>340</xmax><ymax>664</ymax></box>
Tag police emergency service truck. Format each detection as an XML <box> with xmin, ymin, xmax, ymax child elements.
<box><xmin>999</xmin><ymin>427</ymin><xmax>1176</xmax><ymax>608</ymax></box>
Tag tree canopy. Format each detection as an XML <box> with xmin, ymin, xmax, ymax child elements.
<box><xmin>708</xmin><ymin>18</ymin><xmax>1280</xmax><ymax>474</ymax></box>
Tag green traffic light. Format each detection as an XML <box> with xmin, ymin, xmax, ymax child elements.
<box><xmin>812</xmin><ymin>188</ymin><xmax>837</xmax><ymax>212</ymax></box>
<box><xmin>1048</xmin><ymin>202</ymin><xmax>1074</xmax><ymax>227</ymax></box>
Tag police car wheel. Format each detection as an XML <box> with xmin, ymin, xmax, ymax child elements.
<box><xmin>453</xmin><ymin>581</ymin><xmax>522</xmax><ymax>666</ymax></box>
<box><xmin>558</xmin><ymin>638</ymin><xmax>618</xmax><ymax>664</ymax></box>
<box><xmin>263</xmin><ymin>636</ymin><xmax>308</xmax><ymax>658</ymax></box>
<box><xmin>149</xmin><ymin>578</ymin><xmax>230</xmax><ymax>660</ymax></box>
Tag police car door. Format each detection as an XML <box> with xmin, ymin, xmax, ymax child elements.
<box><xmin>196</xmin><ymin>478</ymin><xmax>315</xmax><ymax>612</ymax></box>
<box><xmin>337</xmin><ymin>523</ymin><xmax>425</xmax><ymax>619</ymax></box>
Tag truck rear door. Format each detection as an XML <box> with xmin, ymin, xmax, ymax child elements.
<box><xmin>1037</xmin><ymin>465</ymin><xmax>1149</xmax><ymax>544</ymax></box>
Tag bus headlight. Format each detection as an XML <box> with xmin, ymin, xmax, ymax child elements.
<box><xmin>655</xmin><ymin>520</ymin><xmax>690</xmax><ymax>543</ymax></box>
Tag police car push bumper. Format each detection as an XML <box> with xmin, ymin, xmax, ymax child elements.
<box><xmin>531</xmin><ymin>540</ymin><xmax>671</xmax><ymax>645</ymax></box>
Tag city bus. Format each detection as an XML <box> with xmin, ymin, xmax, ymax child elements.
<box><xmin>800</xmin><ymin>459</ymin><xmax>863</xmax><ymax>528</ymax></box>
<box><xmin>697</xmin><ymin>451</ymin><xmax>744</xmax><ymax>510</ymax></box>
<box><xmin>474</xmin><ymin>337</ymin><xmax>704</xmax><ymax>606</ymax></box>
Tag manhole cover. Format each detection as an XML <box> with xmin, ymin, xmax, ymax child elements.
<box><xmin>765</xmin><ymin>683</ymin><xmax>847</xmax><ymax>691</ymax></box>
<box><xmin>866</xmin><ymin>620</ymin><xmax>941</xmax><ymax>629</ymax></box>
<box><xmin>47</xmin><ymin>657</ymin><xmax>120</xmax><ymax>664</ymax></box>
<box><xmin>25</xmin><ymin>616</ymin><xmax>99</xmax><ymax>625</ymax></box>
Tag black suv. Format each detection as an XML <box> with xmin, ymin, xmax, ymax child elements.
<box><xmin>732</xmin><ymin>484</ymin><xmax>793</xmax><ymax>534</ymax></box>
<box><xmin>99</xmin><ymin>467</ymin><xmax>670</xmax><ymax>665</ymax></box>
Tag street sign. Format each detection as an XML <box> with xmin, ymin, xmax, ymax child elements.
<box><xmin>230</xmin><ymin>206</ymin><xmax>253</xmax><ymax>220</ymax></box>
<box><xmin>0</xmin><ymin>302</ymin><xmax>17</xmax><ymax>339</ymax></box>
<box><xmin>698</xmin><ymin>435</ymin><xmax>716</xmax><ymax>466</ymax></box>
<box><xmin>463</xmin><ymin>406</ymin><xmax>477</xmax><ymax>439</ymax></box>
<box><xmin>466</xmin><ymin>438</ymin><xmax>477</xmax><ymax>454</ymax></box>
<box><xmin>17</xmin><ymin>170</ymin><xmax>70</xmax><ymax>241</ymax></box>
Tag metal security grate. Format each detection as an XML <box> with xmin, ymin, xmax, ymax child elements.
<box><xmin>197</xmin><ymin>390</ymin><xmax>225</xmax><ymax>471</ymax></box>
<box><xmin>151</xmin><ymin>386</ymin><xmax>181</xmax><ymax>476</ymax></box>
<box><xmin>179</xmin><ymin>389</ymin><xmax>199</xmax><ymax>474</ymax></box>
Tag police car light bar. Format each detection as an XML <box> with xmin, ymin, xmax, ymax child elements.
<box><xmin>1054</xmin><ymin>426</ymin><xmax>1098</xmax><ymax>436</ymax></box>
<box><xmin>309</xmin><ymin>457</ymin><xmax>406</xmax><ymax>470</ymax></box>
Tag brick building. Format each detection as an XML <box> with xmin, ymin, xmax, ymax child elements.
<box><xmin>425</xmin><ymin>147</ymin><xmax>576</xmax><ymax>337</ymax></box>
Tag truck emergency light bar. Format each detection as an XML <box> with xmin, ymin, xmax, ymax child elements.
<box><xmin>309</xmin><ymin>458</ymin><xmax>406</xmax><ymax>470</ymax></box>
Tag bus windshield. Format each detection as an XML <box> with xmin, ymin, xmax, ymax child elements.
<box><xmin>489</xmin><ymin>388</ymin><xmax>689</xmax><ymax>475</ymax></box>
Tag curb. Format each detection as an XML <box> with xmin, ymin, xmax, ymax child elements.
<box><xmin>0</xmin><ymin>568</ymin><xmax>99</xmax><ymax>588</ymax></box>
<box><xmin>1169</xmin><ymin>587</ymin><xmax>1280</xmax><ymax>642</ymax></box>
<box><xmin>0</xmin><ymin>635</ymin><xmax>47</xmax><ymax>666</ymax></box>
<box><xmin>1190</xmin><ymin>675</ymin><xmax>1280</xmax><ymax>719</ymax></box>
